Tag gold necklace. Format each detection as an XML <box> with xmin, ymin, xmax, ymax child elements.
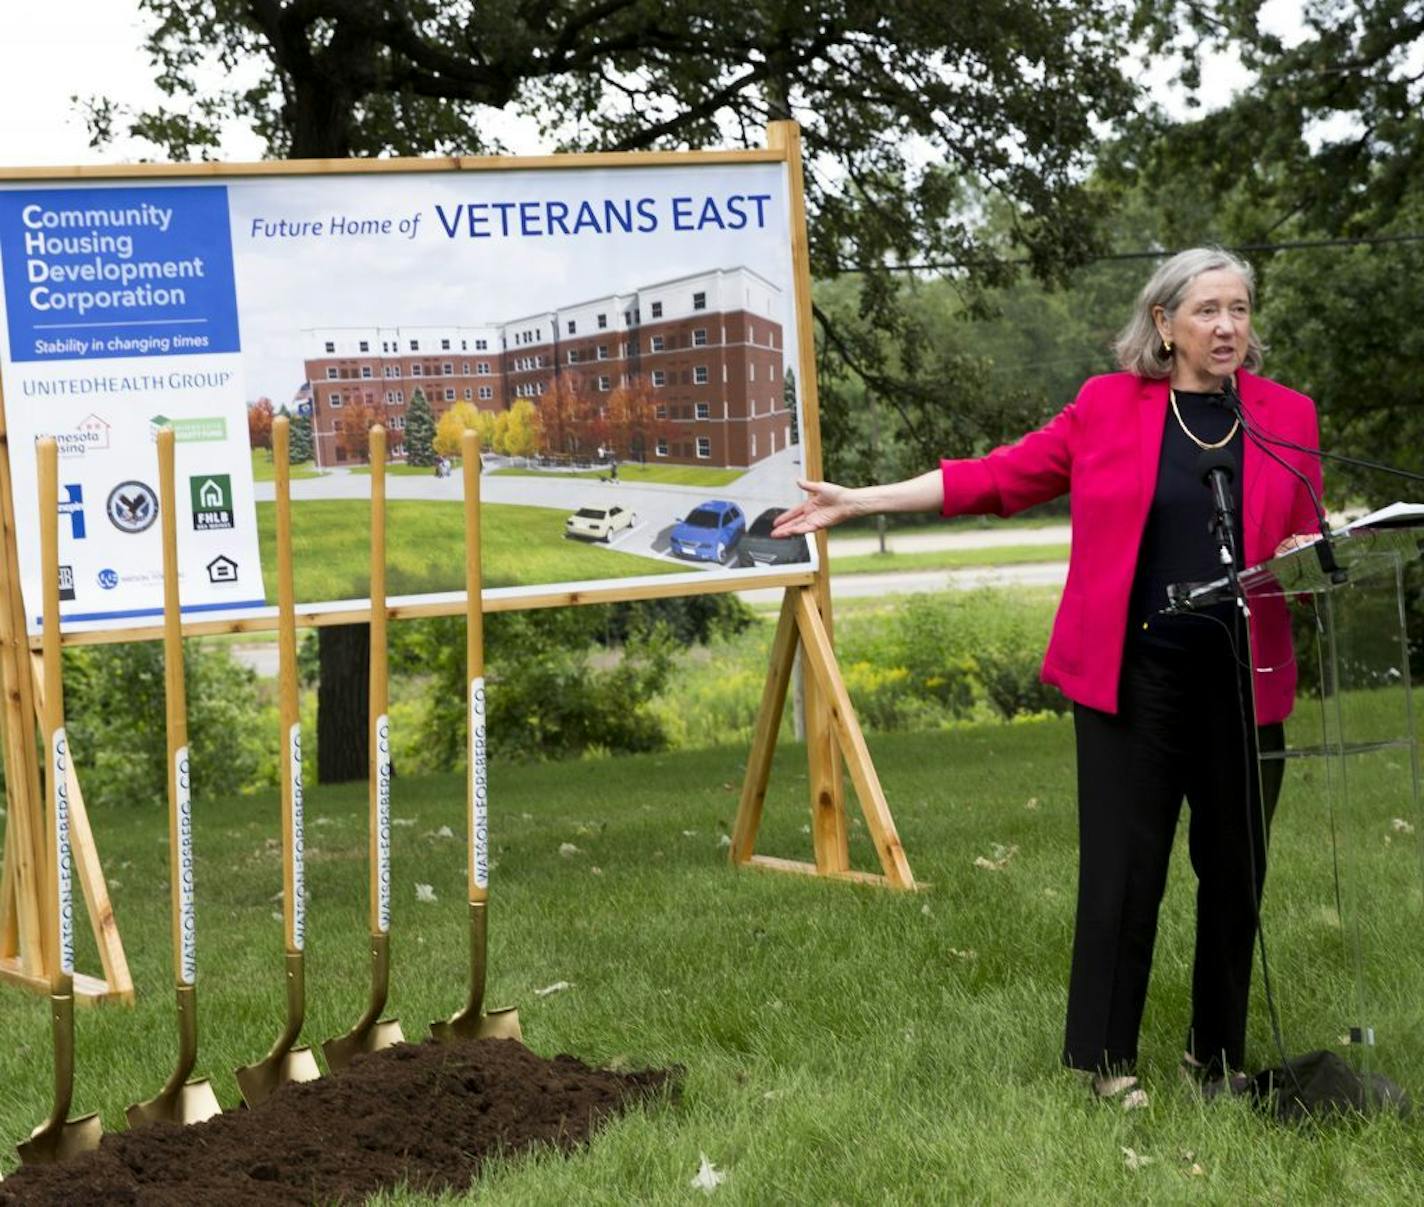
<box><xmin>1169</xmin><ymin>387</ymin><xmax>1240</xmax><ymax>451</ymax></box>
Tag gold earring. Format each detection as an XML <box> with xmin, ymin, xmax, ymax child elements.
<box><xmin>1162</xmin><ymin>338</ymin><xmax>1173</xmax><ymax>355</ymax></box>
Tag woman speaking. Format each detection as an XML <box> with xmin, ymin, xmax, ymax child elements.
<box><xmin>775</xmin><ymin>247</ymin><xmax>1323</xmax><ymax>1107</ymax></box>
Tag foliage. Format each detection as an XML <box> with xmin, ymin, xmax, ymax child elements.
<box><xmin>493</xmin><ymin>398</ymin><xmax>540</xmax><ymax>460</ymax></box>
<box><xmin>61</xmin><ymin>640</ymin><xmax>274</xmax><ymax>809</ymax></box>
<box><xmin>403</xmin><ymin>388</ymin><xmax>437</xmax><ymax>466</ymax></box>
<box><xmin>246</xmin><ymin>397</ymin><xmax>273</xmax><ymax>450</ymax></box>
<box><xmin>336</xmin><ymin>396</ymin><xmax>385</xmax><ymax>464</ymax></box>
<box><xmin>432</xmin><ymin>400</ymin><xmax>483</xmax><ymax>458</ymax></box>
<box><xmin>277</xmin><ymin>404</ymin><xmax>314</xmax><ymax>464</ymax></box>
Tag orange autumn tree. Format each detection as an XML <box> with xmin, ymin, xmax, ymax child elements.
<box><xmin>336</xmin><ymin>394</ymin><xmax>389</xmax><ymax>464</ymax></box>
<box><xmin>605</xmin><ymin>378</ymin><xmax>674</xmax><ymax>464</ymax></box>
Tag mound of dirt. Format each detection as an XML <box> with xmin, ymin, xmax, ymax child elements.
<box><xmin>2</xmin><ymin>1038</ymin><xmax>676</xmax><ymax>1205</ymax></box>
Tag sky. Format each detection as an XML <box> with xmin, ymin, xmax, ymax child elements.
<box><xmin>0</xmin><ymin>1</ymin><xmax>1311</xmax><ymax>169</ymax></box>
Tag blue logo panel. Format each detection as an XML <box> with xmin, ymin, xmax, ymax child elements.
<box><xmin>0</xmin><ymin>186</ymin><xmax>240</xmax><ymax>362</ymax></box>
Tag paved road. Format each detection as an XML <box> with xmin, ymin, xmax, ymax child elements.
<box><xmin>256</xmin><ymin>445</ymin><xmax>811</xmax><ymax>573</ymax></box>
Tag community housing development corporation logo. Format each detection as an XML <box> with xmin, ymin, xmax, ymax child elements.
<box><xmin>150</xmin><ymin>414</ymin><xmax>227</xmax><ymax>443</ymax></box>
<box><xmin>51</xmin><ymin>413</ymin><xmax>111</xmax><ymax>458</ymax></box>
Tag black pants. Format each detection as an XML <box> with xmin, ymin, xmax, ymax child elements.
<box><xmin>1062</xmin><ymin>633</ymin><xmax>1285</xmax><ymax>1076</ymax></box>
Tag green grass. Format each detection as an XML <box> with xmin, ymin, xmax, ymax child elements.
<box><xmin>492</xmin><ymin>464</ymin><xmax>744</xmax><ymax>487</ymax></box>
<box><xmin>830</xmin><ymin>543</ymin><xmax>1071</xmax><ymax>575</ymax></box>
<box><xmin>250</xmin><ymin>448</ymin><xmax>323</xmax><ymax>482</ymax></box>
<box><xmin>5</xmin><ymin>713</ymin><xmax>1423</xmax><ymax>1199</ymax></box>
<box><xmin>255</xmin><ymin>498</ymin><xmax>678</xmax><ymax>603</ymax></box>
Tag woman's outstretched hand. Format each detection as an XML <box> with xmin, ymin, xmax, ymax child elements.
<box><xmin>772</xmin><ymin>479</ymin><xmax>860</xmax><ymax>537</ymax></box>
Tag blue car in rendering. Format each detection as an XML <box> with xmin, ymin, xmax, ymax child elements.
<box><xmin>669</xmin><ymin>500</ymin><xmax>746</xmax><ymax>563</ymax></box>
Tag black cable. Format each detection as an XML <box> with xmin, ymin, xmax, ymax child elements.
<box><xmin>1229</xmin><ymin>409</ymin><xmax>1424</xmax><ymax>487</ymax></box>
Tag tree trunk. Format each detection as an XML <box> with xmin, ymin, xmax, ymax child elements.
<box><xmin>317</xmin><ymin>624</ymin><xmax>369</xmax><ymax>783</ymax></box>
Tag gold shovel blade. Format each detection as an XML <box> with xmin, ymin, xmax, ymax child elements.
<box><xmin>16</xmin><ymin>1111</ymin><xmax>102</xmax><ymax>1166</ymax></box>
<box><xmin>234</xmin><ymin>1045</ymin><xmax>321</xmax><ymax>1109</ymax></box>
<box><xmin>126</xmin><ymin>1078</ymin><xmax>222</xmax><ymax>1129</ymax></box>
<box><xmin>430</xmin><ymin>1004</ymin><xmax>522</xmax><ymax>1044</ymax></box>
<box><xmin>322</xmin><ymin>1018</ymin><xmax>405</xmax><ymax>1072</ymax></box>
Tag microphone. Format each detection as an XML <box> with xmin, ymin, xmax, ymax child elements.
<box><xmin>1196</xmin><ymin>447</ymin><xmax>1239</xmax><ymax>568</ymax></box>
<box><xmin>1219</xmin><ymin>380</ymin><xmax>1347</xmax><ymax>583</ymax></box>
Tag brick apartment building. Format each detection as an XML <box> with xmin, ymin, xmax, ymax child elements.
<box><xmin>301</xmin><ymin>266</ymin><xmax>792</xmax><ymax>469</ymax></box>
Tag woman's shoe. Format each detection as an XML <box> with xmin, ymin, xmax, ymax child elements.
<box><xmin>1091</xmin><ymin>1073</ymin><xmax>1149</xmax><ymax>1111</ymax></box>
<box><xmin>1180</xmin><ymin>1053</ymin><xmax>1249</xmax><ymax>1101</ymax></box>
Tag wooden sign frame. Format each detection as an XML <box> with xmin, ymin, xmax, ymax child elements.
<box><xmin>0</xmin><ymin>121</ymin><xmax>914</xmax><ymax>1004</ymax></box>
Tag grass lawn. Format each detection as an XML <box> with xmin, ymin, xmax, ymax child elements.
<box><xmin>255</xmin><ymin>498</ymin><xmax>677</xmax><ymax>603</ymax></box>
<box><xmin>492</xmin><ymin>464</ymin><xmax>744</xmax><ymax>487</ymax></box>
<box><xmin>830</xmin><ymin>543</ymin><xmax>1071</xmax><ymax>575</ymax></box>
<box><xmin>250</xmin><ymin>448</ymin><xmax>324</xmax><ymax>482</ymax></box>
<box><xmin>4</xmin><ymin>717</ymin><xmax>1422</xmax><ymax>1198</ymax></box>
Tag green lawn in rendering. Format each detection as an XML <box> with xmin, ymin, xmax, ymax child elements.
<box><xmin>830</xmin><ymin>543</ymin><xmax>1071</xmax><ymax>575</ymax></box>
<box><xmin>250</xmin><ymin>448</ymin><xmax>323</xmax><ymax>482</ymax></box>
<box><xmin>492</xmin><ymin>463</ymin><xmax>744</xmax><ymax>487</ymax></box>
<box><xmin>3</xmin><ymin>719</ymin><xmax>1422</xmax><ymax>1198</ymax></box>
<box><xmin>255</xmin><ymin>498</ymin><xmax>678</xmax><ymax>603</ymax></box>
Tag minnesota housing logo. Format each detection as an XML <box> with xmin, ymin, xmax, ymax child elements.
<box><xmin>150</xmin><ymin>414</ymin><xmax>227</xmax><ymax>443</ymax></box>
<box><xmin>190</xmin><ymin>474</ymin><xmax>234</xmax><ymax>531</ymax></box>
<box><xmin>51</xmin><ymin>414</ymin><xmax>111</xmax><ymax>458</ymax></box>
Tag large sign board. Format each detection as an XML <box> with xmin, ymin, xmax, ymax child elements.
<box><xmin>0</xmin><ymin>149</ymin><xmax>817</xmax><ymax>639</ymax></box>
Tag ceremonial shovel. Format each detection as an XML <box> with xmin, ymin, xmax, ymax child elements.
<box><xmin>17</xmin><ymin>438</ymin><xmax>101</xmax><ymax>1164</ymax></box>
<box><xmin>126</xmin><ymin>428</ymin><xmax>222</xmax><ymax>1127</ymax></box>
<box><xmin>323</xmin><ymin>426</ymin><xmax>404</xmax><ymax>1068</ymax></box>
<box><xmin>236</xmin><ymin>416</ymin><xmax>321</xmax><ymax>1105</ymax></box>
<box><xmin>431</xmin><ymin>431</ymin><xmax>520</xmax><ymax>1044</ymax></box>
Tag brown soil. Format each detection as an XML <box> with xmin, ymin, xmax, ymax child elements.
<box><xmin>1</xmin><ymin>1039</ymin><xmax>676</xmax><ymax>1205</ymax></box>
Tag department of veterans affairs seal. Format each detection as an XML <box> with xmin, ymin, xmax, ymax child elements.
<box><xmin>106</xmin><ymin>481</ymin><xmax>159</xmax><ymax>534</ymax></box>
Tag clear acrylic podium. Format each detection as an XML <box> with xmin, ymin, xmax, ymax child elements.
<box><xmin>1173</xmin><ymin>515</ymin><xmax>1424</xmax><ymax>1101</ymax></box>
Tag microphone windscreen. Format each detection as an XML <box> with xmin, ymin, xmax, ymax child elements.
<box><xmin>1196</xmin><ymin>447</ymin><xmax>1235</xmax><ymax>485</ymax></box>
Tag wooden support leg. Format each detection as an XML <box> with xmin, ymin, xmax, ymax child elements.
<box><xmin>28</xmin><ymin>654</ymin><xmax>132</xmax><ymax>1004</ymax></box>
<box><xmin>794</xmin><ymin>589</ymin><xmax>915</xmax><ymax>889</ymax></box>
<box><xmin>730</xmin><ymin>591</ymin><xmax>799</xmax><ymax>865</ymax></box>
<box><xmin>0</xmin><ymin>826</ymin><xmax>16</xmax><ymax>958</ymax></box>
<box><xmin>804</xmin><ymin>552</ymin><xmax>849</xmax><ymax>874</ymax></box>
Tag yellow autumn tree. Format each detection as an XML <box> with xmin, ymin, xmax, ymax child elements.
<box><xmin>433</xmin><ymin>401</ymin><xmax>484</xmax><ymax>457</ymax></box>
<box><xmin>495</xmin><ymin>398</ymin><xmax>541</xmax><ymax>460</ymax></box>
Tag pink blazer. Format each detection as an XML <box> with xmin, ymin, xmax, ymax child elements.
<box><xmin>940</xmin><ymin>370</ymin><xmax>1323</xmax><ymax>724</ymax></box>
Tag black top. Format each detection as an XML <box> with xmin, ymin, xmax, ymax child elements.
<box><xmin>1128</xmin><ymin>388</ymin><xmax>1244</xmax><ymax>651</ymax></box>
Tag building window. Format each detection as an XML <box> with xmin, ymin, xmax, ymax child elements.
<box><xmin>536</xmin><ymin>381</ymin><xmax>546</xmax><ymax>395</ymax></box>
<box><xmin>650</xmin><ymin>335</ymin><xmax>664</xmax><ymax>352</ymax></box>
<box><xmin>652</xmin><ymin>370</ymin><xmax>666</xmax><ymax>387</ymax></box>
<box><xmin>443</xmin><ymin>363</ymin><xmax>453</xmax><ymax>375</ymax></box>
<box><xmin>476</xmin><ymin>338</ymin><xmax>488</xmax><ymax>350</ymax></box>
<box><xmin>412</xmin><ymin>364</ymin><xmax>423</xmax><ymax>376</ymax></box>
<box><xmin>650</xmin><ymin>301</ymin><xmax>663</xmax><ymax>318</ymax></box>
<box><xmin>693</xmin><ymin>328</ymin><xmax>708</xmax><ymax>346</ymax></box>
<box><xmin>597</xmin><ymin>313</ymin><xmax>608</xmax><ymax>329</ymax></box>
<box><xmin>567</xmin><ymin>320</ymin><xmax>577</xmax><ymax>335</ymax></box>
<box><xmin>326</xmin><ymin>367</ymin><xmax>338</xmax><ymax>380</ymax></box>
<box><xmin>479</xmin><ymin>386</ymin><xmax>493</xmax><ymax>400</ymax></box>
<box><xmin>333</xmin><ymin>420</ymin><xmax>344</xmax><ymax>432</ymax></box>
<box><xmin>444</xmin><ymin>388</ymin><xmax>456</xmax><ymax>401</ymax></box>
<box><xmin>464</xmin><ymin>388</ymin><xmax>473</xmax><ymax>400</ymax></box>
<box><xmin>597</xmin><ymin>345</ymin><xmax>609</xmax><ymax>360</ymax></box>
<box><xmin>692</xmin><ymin>291</ymin><xmax>707</xmax><ymax>311</ymax></box>
<box><xmin>324</xmin><ymin>340</ymin><xmax>336</xmax><ymax>354</ymax></box>
<box><xmin>598</xmin><ymin>376</ymin><xmax>611</xmax><ymax>392</ymax></box>
<box><xmin>462</xmin><ymin>362</ymin><xmax>470</xmax><ymax>374</ymax></box>
<box><xmin>656</xmin><ymin>404</ymin><xmax>668</xmax><ymax>419</ymax></box>
<box><xmin>656</xmin><ymin>438</ymin><xmax>668</xmax><ymax>457</ymax></box>
<box><xmin>696</xmin><ymin>437</ymin><xmax>711</xmax><ymax>459</ymax></box>
<box><xmin>749</xmin><ymin>364</ymin><xmax>756</xmax><ymax>382</ymax></box>
<box><xmin>695</xmin><ymin>401</ymin><xmax>710</xmax><ymax>420</ymax></box>
<box><xmin>395</xmin><ymin>390</ymin><xmax>404</xmax><ymax>403</ymax></box>
<box><xmin>358</xmin><ymin>340</ymin><xmax>369</xmax><ymax>353</ymax></box>
<box><xmin>567</xmin><ymin>350</ymin><xmax>580</xmax><ymax>364</ymax></box>
<box><xmin>329</xmin><ymin>393</ymin><xmax>343</xmax><ymax>407</ymax></box>
<box><xmin>384</xmin><ymin>365</ymin><xmax>398</xmax><ymax>378</ymax></box>
<box><xmin>361</xmin><ymin>366</ymin><xmax>373</xmax><ymax>379</ymax></box>
<box><xmin>410</xmin><ymin>340</ymin><xmax>420</xmax><ymax>351</ymax></box>
<box><xmin>694</xmin><ymin>366</ymin><xmax>708</xmax><ymax>385</ymax></box>
<box><xmin>771</xmin><ymin>363</ymin><xmax>777</xmax><ymax>380</ymax></box>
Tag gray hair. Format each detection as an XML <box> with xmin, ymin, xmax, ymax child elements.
<box><xmin>1113</xmin><ymin>246</ymin><xmax>1265</xmax><ymax>378</ymax></box>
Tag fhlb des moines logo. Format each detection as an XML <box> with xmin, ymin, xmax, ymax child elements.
<box><xmin>190</xmin><ymin>474</ymin><xmax>234</xmax><ymax>531</ymax></box>
<box><xmin>106</xmin><ymin>481</ymin><xmax>158</xmax><ymax>533</ymax></box>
